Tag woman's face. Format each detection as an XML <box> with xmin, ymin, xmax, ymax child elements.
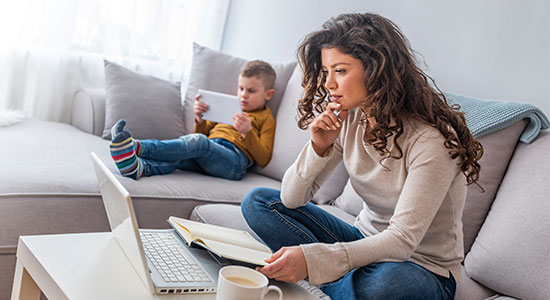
<box><xmin>321</xmin><ymin>47</ymin><xmax>367</xmax><ymax>110</ymax></box>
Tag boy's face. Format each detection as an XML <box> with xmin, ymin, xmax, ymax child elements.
<box><xmin>237</xmin><ymin>75</ymin><xmax>274</xmax><ymax>112</ymax></box>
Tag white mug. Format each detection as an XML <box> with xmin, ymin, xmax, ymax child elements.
<box><xmin>216</xmin><ymin>265</ymin><xmax>283</xmax><ymax>300</ymax></box>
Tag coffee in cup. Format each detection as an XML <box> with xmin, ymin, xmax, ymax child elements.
<box><xmin>216</xmin><ymin>265</ymin><xmax>282</xmax><ymax>300</ymax></box>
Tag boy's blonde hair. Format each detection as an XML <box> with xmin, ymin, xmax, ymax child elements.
<box><xmin>240</xmin><ymin>60</ymin><xmax>276</xmax><ymax>90</ymax></box>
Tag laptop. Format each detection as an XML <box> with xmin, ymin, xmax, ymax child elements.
<box><xmin>91</xmin><ymin>152</ymin><xmax>224</xmax><ymax>295</ymax></box>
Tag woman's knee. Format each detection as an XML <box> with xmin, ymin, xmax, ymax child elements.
<box><xmin>241</xmin><ymin>187</ymin><xmax>280</xmax><ymax>219</ymax></box>
<box><xmin>350</xmin><ymin>262</ymin><xmax>443</xmax><ymax>300</ymax></box>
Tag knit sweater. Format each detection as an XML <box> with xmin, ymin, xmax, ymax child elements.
<box><xmin>281</xmin><ymin>108</ymin><xmax>466</xmax><ymax>285</ymax></box>
<box><xmin>194</xmin><ymin>106</ymin><xmax>275</xmax><ymax>167</ymax></box>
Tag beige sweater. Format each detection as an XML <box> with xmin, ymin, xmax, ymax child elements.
<box><xmin>281</xmin><ymin>108</ymin><xmax>466</xmax><ymax>285</ymax></box>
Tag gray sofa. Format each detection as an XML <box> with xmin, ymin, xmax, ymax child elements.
<box><xmin>1</xmin><ymin>58</ymin><xmax>549</xmax><ymax>299</ymax></box>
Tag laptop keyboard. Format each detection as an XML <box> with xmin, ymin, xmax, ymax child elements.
<box><xmin>140</xmin><ymin>232</ymin><xmax>211</xmax><ymax>283</ymax></box>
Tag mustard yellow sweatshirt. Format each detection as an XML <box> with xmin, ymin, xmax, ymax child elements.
<box><xmin>194</xmin><ymin>106</ymin><xmax>275</xmax><ymax>167</ymax></box>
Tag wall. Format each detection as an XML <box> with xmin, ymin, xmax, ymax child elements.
<box><xmin>221</xmin><ymin>0</ymin><xmax>550</xmax><ymax>116</ymax></box>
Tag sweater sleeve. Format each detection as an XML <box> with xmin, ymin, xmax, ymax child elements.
<box><xmin>194</xmin><ymin>120</ymin><xmax>216</xmax><ymax>135</ymax></box>
<box><xmin>301</xmin><ymin>133</ymin><xmax>462</xmax><ymax>285</ymax></box>
<box><xmin>241</xmin><ymin>112</ymin><xmax>275</xmax><ymax>167</ymax></box>
<box><xmin>280</xmin><ymin>140</ymin><xmax>343</xmax><ymax>209</ymax></box>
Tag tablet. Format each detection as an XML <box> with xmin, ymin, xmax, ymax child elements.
<box><xmin>198</xmin><ymin>89</ymin><xmax>242</xmax><ymax>125</ymax></box>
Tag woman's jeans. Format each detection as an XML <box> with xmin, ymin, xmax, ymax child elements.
<box><xmin>138</xmin><ymin>134</ymin><xmax>249</xmax><ymax>180</ymax></box>
<box><xmin>241</xmin><ymin>187</ymin><xmax>456</xmax><ymax>300</ymax></box>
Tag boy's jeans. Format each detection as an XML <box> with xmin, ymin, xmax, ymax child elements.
<box><xmin>241</xmin><ymin>187</ymin><xmax>457</xmax><ymax>300</ymax></box>
<box><xmin>138</xmin><ymin>134</ymin><xmax>250</xmax><ymax>180</ymax></box>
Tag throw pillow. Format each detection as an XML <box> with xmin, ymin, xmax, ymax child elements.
<box><xmin>462</xmin><ymin>119</ymin><xmax>527</xmax><ymax>254</ymax></box>
<box><xmin>182</xmin><ymin>43</ymin><xmax>297</xmax><ymax>133</ymax></box>
<box><xmin>101</xmin><ymin>60</ymin><xmax>185</xmax><ymax>140</ymax></box>
<box><xmin>464</xmin><ymin>131</ymin><xmax>549</xmax><ymax>300</ymax></box>
<box><xmin>332</xmin><ymin>179</ymin><xmax>364</xmax><ymax>216</ymax></box>
<box><xmin>250</xmin><ymin>65</ymin><xmax>310</xmax><ymax>180</ymax></box>
<box><xmin>248</xmin><ymin>65</ymin><xmax>350</xmax><ymax>204</ymax></box>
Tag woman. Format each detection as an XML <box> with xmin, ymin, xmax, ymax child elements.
<box><xmin>241</xmin><ymin>12</ymin><xmax>482</xmax><ymax>300</ymax></box>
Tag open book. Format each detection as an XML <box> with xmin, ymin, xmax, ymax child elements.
<box><xmin>168</xmin><ymin>216</ymin><xmax>272</xmax><ymax>266</ymax></box>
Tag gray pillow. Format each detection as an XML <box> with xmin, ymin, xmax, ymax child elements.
<box><xmin>101</xmin><ymin>60</ymin><xmax>185</xmax><ymax>140</ymax></box>
<box><xmin>312</xmin><ymin>161</ymin><xmax>349</xmax><ymax>205</ymax></box>
<box><xmin>462</xmin><ymin>119</ymin><xmax>527</xmax><ymax>254</ymax></box>
<box><xmin>182</xmin><ymin>43</ymin><xmax>297</xmax><ymax>133</ymax></box>
<box><xmin>250</xmin><ymin>66</ymin><xmax>310</xmax><ymax>179</ymax></box>
<box><xmin>332</xmin><ymin>179</ymin><xmax>364</xmax><ymax>216</ymax></box>
<box><xmin>250</xmin><ymin>65</ymin><xmax>350</xmax><ymax>203</ymax></box>
<box><xmin>464</xmin><ymin>131</ymin><xmax>549</xmax><ymax>300</ymax></box>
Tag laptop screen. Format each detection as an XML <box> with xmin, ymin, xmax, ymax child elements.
<box><xmin>91</xmin><ymin>152</ymin><xmax>155</xmax><ymax>293</ymax></box>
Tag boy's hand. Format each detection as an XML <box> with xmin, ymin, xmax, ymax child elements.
<box><xmin>310</xmin><ymin>102</ymin><xmax>348</xmax><ymax>156</ymax></box>
<box><xmin>232</xmin><ymin>113</ymin><xmax>251</xmax><ymax>137</ymax></box>
<box><xmin>256</xmin><ymin>246</ymin><xmax>308</xmax><ymax>283</ymax></box>
<box><xmin>194</xmin><ymin>94</ymin><xmax>209</xmax><ymax>123</ymax></box>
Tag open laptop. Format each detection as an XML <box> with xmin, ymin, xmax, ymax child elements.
<box><xmin>91</xmin><ymin>152</ymin><xmax>224</xmax><ymax>295</ymax></box>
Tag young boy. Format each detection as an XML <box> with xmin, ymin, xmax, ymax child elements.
<box><xmin>109</xmin><ymin>60</ymin><xmax>277</xmax><ymax>180</ymax></box>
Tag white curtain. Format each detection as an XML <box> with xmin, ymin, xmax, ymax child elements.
<box><xmin>0</xmin><ymin>0</ymin><xmax>229</xmax><ymax>123</ymax></box>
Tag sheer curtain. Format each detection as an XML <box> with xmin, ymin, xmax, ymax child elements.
<box><xmin>0</xmin><ymin>0</ymin><xmax>229</xmax><ymax>123</ymax></box>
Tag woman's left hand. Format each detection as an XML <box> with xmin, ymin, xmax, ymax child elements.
<box><xmin>256</xmin><ymin>246</ymin><xmax>308</xmax><ymax>283</ymax></box>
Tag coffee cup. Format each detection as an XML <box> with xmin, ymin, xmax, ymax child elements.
<box><xmin>215</xmin><ymin>265</ymin><xmax>283</xmax><ymax>300</ymax></box>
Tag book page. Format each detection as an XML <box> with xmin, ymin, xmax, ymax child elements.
<box><xmin>169</xmin><ymin>217</ymin><xmax>272</xmax><ymax>253</ymax></box>
<box><xmin>195</xmin><ymin>237</ymin><xmax>271</xmax><ymax>266</ymax></box>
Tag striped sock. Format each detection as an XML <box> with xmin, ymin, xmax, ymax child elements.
<box><xmin>111</xmin><ymin>119</ymin><xmax>127</xmax><ymax>139</ymax></box>
<box><xmin>110</xmin><ymin>125</ymin><xmax>144</xmax><ymax>180</ymax></box>
<box><xmin>112</xmin><ymin>119</ymin><xmax>141</xmax><ymax>155</ymax></box>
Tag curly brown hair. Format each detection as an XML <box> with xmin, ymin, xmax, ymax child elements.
<box><xmin>297</xmin><ymin>12</ymin><xmax>483</xmax><ymax>188</ymax></box>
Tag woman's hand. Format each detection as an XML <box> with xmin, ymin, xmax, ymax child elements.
<box><xmin>194</xmin><ymin>94</ymin><xmax>209</xmax><ymax>123</ymax></box>
<box><xmin>232</xmin><ymin>113</ymin><xmax>251</xmax><ymax>137</ymax></box>
<box><xmin>256</xmin><ymin>246</ymin><xmax>308</xmax><ymax>283</ymax></box>
<box><xmin>310</xmin><ymin>102</ymin><xmax>348</xmax><ymax>156</ymax></box>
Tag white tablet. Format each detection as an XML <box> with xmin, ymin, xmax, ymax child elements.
<box><xmin>198</xmin><ymin>89</ymin><xmax>242</xmax><ymax>125</ymax></box>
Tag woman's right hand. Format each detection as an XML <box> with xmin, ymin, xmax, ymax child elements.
<box><xmin>310</xmin><ymin>102</ymin><xmax>348</xmax><ymax>156</ymax></box>
<box><xmin>194</xmin><ymin>94</ymin><xmax>209</xmax><ymax>123</ymax></box>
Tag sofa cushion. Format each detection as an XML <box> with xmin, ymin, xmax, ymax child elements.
<box><xmin>455</xmin><ymin>265</ymin><xmax>497</xmax><ymax>300</ymax></box>
<box><xmin>312</xmin><ymin>161</ymin><xmax>349</xmax><ymax>205</ymax></box>
<box><xmin>332</xmin><ymin>179</ymin><xmax>364</xmax><ymax>216</ymax></box>
<box><xmin>182</xmin><ymin>43</ymin><xmax>296</xmax><ymax>133</ymax></box>
<box><xmin>0</xmin><ymin>119</ymin><xmax>281</xmax><ymax>246</ymax></box>
<box><xmin>317</xmin><ymin>204</ymin><xmax>356</xmax><ymax>225</ymax></box>
<box><xmin>462</xmin><ymin>119</ymin><xmax>528</xmax><ymax>253</ymax></box>
<box><xmin>101</xmin><ymin>60</ymin><xmax>186</xmax><ymax>140</ymax></box>
<box><xmin>464</xmin><ymin>131</ymin><xmax>550</xmax><ymax>300</ymax></box>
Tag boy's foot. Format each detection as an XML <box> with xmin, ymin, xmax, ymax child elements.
<box><xmin>110</xmin><ymin>122</ymin><xmax>144</xmax><ymax>180</ymax></box>
<box><xmin>111</xmin><ymin>119</ymin><xmax>141</xmax><ymax>155</ymax></box>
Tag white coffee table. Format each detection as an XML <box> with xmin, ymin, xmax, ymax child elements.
<box><xmin>11</xmin><ymin>232</ymin><xmax>318</xmax><ymax>300</ymax></box>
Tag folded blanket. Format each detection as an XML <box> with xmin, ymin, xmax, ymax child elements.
<box><xmin>445</xmin><ymin>93</ymin><xmax>549</xmax><ymax>143</ymax></box>
<box><xmin>0</xmin><ymin>109</ymin><xmax>27</xmax><ymax>128</ymax></box>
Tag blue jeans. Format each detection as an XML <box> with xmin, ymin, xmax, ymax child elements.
<box><xmin>138</xmin><ymin>134</ymin><xmax>250</xmax><ymax>180</ymax></box>
<box><xmin>241</xmin><ymin>187</ymin><xmax>456</xmax><ymax>300</ymax></box>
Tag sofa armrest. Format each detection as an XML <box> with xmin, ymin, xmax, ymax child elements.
<box><xmin>72</xmin><ymin>89</ymin><xmax>106</xmax><ymax>137</ymax></box>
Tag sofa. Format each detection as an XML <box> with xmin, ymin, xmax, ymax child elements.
<box><xmin>1</xmin><ymin>44</ymin><xmax>548</xmax><ymax>300</ymax></box>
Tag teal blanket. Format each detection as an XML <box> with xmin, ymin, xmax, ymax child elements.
<box><xmin>445</xmin><ymin>93</ymin><xmax>549</xmax><ymax>143</ymax></box>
